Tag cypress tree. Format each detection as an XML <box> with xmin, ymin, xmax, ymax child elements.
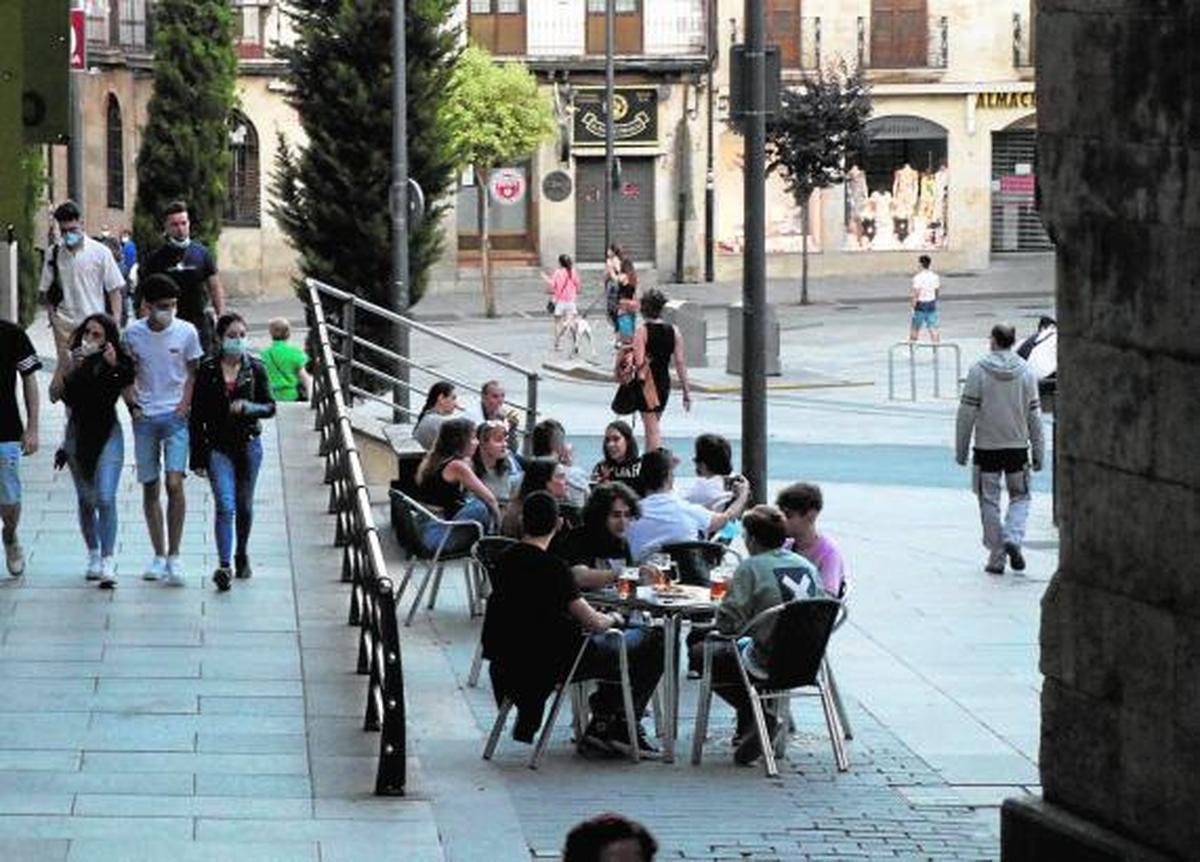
<box><xmin>271</xmin><ymin>0</ymin><xmax>459</xmax><ymax>312</ymax></box>
<box><xmin>132</xmin><ymin>0</ymin><xmax>237</xmax><ymax>258</ymax></box>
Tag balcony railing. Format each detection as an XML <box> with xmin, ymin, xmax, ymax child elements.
<box><xmin>1012</xmin><ymin>13</ymin><xmax>1035</xmax><ymax>68</ymax></box>
<box><xmin>857</xmin><ymin>15</ymin><xmax>948</xmax><ymax>70</ymax></box>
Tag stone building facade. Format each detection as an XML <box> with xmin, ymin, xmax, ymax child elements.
<box><xmin>50</xmin><ymin>0</ymin><xmax>301</xmax><ymax>298</ymax></box>
<box><xmin>1001</xmin><ymin>1</ymin><xmax>1199</xmax><ymax>858</ymax></box>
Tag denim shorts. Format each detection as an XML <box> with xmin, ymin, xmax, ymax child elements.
<box><xmin>0</xmin><ymin>442</ymin><xmax>21</xmax><ymax>505</ymax></box>
<box><xmin>911</xmin><ymin>303</ymin><xmax>939</xmax><ymax>329</ymax></box>
<box><xmin>133</xmin><ymin>412</ymin><xmax>190</xmax><ymax>484</ymax></box>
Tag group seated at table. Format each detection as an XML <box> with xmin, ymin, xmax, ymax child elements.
<box><xmin>776</xmin><ymin>482</ymin><xmax>845</xmax><ymax>597</ymax></box>
<box><xmin>551</xmin><ymin>481</ymin><xmax>656</xmax><ymax>590</ymax></box>
<box><xmin>683</xmin><ymin>433</ymin><xmax>740</xmax><ymax>512</ymax></box>
<box><xmin>473</xmin><ymin>419</ymin><xmax>522</xmax><ymax>505</ymax></box>
<box><xmin>531</xmin><ymin>419</ymin><xmax>590</xmax><ymax>507</ymax></box>
<box><xmin>415</xmin><ymin>417</ymin><xmax>500</xmax><ymax>554</ymax></box>
<box><xmin>481</xmin><ymin>492</ymin><xmax>664</xmax><ymax>756</ymax></box>
<box><xmin>500</xmin><ymin>457</ymin><xmax>582</xmax><ymax>538</ymax></box>
<box><xmin>686</xmin><ymin>504</ymin><xmax>825</xmax><ymax>766</ymax></box>
<box><xmin>626</xmin><ymin>448</ymin><xmax>751</xmax><ymax>562</ymax></box>
<box><xmin>589</xmin><ymin>421</ymin><xmax>644</xmax><ymax>496</ymax></box>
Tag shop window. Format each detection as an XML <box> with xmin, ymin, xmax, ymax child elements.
<box><xmin>106</xmin><ymin>95</ymin><xmax>124</xmax><ymax>211</ymax></box>
<box><xmin>468</xmin><ymin>0</ymin><xmax>527</xmax><ymax>56</ymax></box>
<box><xmin>845</xmin><ymin>115</ymin><xmax>948</xmax><ymax>252</ymax></box>
<box><xmin>869</xmin><ymin>0</ymin><xmax>927</xmax><ymax>68</ymax></box>
<box><xmin>225</xmin><ymin>112</ymin><xmax>260</xmax><ymax>227</ymax></box>
<box><xmin>457</xmin><ymin>164</ymin><xmax>534</xmax><ymax>253</ymax></box>
<box><xmin>586</xmin><ymin>0</ymin><xmax>643</xmax><ymax>55</ymax></box>
<box><xmin>768</xmin><ymin>0</ymin><xmax>802</xmax><ymax>69</ymax></box>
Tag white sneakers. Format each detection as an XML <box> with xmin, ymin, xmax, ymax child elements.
<box><xmin>85</xmin><ymin>551</ymin><xmax>103</xmax><ymax>581</ymax></box>
<box><xmin>98</xmin><ymin>557</ymin><xmax>117</xmax><ymax>590</ymax></box>
<box><xmin>143</xmin><ymin>556</ymin><xmax>167</xmax><ymax>581</ymax></box>
<box><xmin>161</xmin><ymin>556</ymin><xmax>185</xmax><ymax>587</ymax></box>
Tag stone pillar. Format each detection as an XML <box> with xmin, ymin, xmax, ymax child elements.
<box><xmin>1001</xmin><ymin>2</ymin><xmax>1200</xmax><ymax>859</ymax></box>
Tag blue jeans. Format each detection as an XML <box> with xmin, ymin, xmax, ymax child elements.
<box><xmin>68</xmin><ymin>425</ymin><xmax>124</xmax><ymax>557</ymax></box>
<box><xmin>207</xmin><ymin>437</ymin><xmax>263</xmax><ymax>568</ymax></box>
<box><xmin>420</xmin><ymin>496</ymin><xmax>494</xmax><ymax>556</ymax></box>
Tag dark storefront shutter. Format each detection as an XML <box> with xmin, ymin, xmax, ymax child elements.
<box><xmin>767</xmin><ymin>0</ymin><xmax>802</xmax><ymax>69</ymax></box>
<box><xmin>870</xmin><ymin>0</ymin><xmax>927</xmax><ymax>68</ymax></box>
<box><xmin>575</xmin><ymin>157</ymin><xmax>656</xmax><ymax>265</ymax></box>
<box><xmin>991</xmin><ymin>129</ymin><xmax>1052</xmax><ymax>252</ymax></box>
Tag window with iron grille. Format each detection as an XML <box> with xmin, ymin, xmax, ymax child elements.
<box><xmin>225</xmin><ymin>112</ymin><xmax>260</xmax><ymax>227</ymax></box>
<box><xmin>106</xmin><ymin>95</ymin><xmax>125</xmax><ymax>211</ymax></box>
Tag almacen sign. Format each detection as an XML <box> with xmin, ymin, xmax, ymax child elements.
<box><xmin>976</xmin><ymin>91</ymin><xmax>1037</xmax><ymax>109</ymax></box>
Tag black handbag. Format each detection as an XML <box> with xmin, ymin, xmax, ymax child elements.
<box><xmin>610</xmin><ymin>381</ymin><xmax>639</xmax><ymax>415</ymax></box>
<box><xmin>546</xmin><ymin>298</ymin><xmax>555</xmax><ymax>315</ymax></box>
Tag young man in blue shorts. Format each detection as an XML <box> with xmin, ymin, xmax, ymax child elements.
<box><xmin>908</xmin><ymin>254</ymin><xmax>941</xmax><ymax>344</ymax></box>
<box><xmin>123</xmin><ymin>274</ymin><xmax>203</xmax><ymax>586</ymax></box>
<box><xmin>0</xmin><ymin>321</ymin><xmax>41</xmax><ymax>577</ymax></box>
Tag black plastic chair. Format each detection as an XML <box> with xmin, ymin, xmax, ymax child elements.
<box><xmin>691</xmin><ymin>597</ymin><xmax>848</xmax><ymax>777</ymax></box>
<box><xmin>466</xmin><ymin>537</ymin><xmax>519</xmax><ymax>688</ymax></box>
<box><xmin>659</xmin><ymin>540</ymin><xmax>743</xmax><ymax>586</ymax></box>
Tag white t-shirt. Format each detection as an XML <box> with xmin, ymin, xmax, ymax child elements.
<box><xmin>39</xmin><ymin>236</ymin><xmax>124</xmax><ymax>322</ymax></box>
<box><xmin>123</xmin><ymin>317</ymin><xmax>203</xmax><ymax>416</ymax></box>
<box><xmin>911</xmin><ymin>269</ymin><xmax>940</xmax><ymax>303</ymax></box>
<box><xmin>627</xmin><ymin>492</ymin><xmax>713</xmax><ymax>562</ymax></box>
<box><xmin>1026</xmin><ymin>328</ymin><xmax>1057</xmax><ymax>380</ymax></box>
<box><xmin>682</xmin><ymin>475</ymin><xmax>733</xmax><ymax>511</ymax></box>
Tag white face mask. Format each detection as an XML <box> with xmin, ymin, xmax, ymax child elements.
<box><xmin>79</xmin><ymin>338</ymin><xmax>103</xmax><ymax>357</ymax></box>
<box><xmin>152</xmin><ymin>308</ymin><xmax>175</xmax><ymax>327</ymax></box>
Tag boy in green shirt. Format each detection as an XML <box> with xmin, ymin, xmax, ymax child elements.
<box><xmin>259</xmin><ymin>317</ymin><xmax>312</xmax><ymax>402</ymax></box>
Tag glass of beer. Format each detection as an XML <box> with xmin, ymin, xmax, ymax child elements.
<box><xmin>709</xmin><ymin>568</ymin><xmax>730</xmax><ymax>602</ymax></box>
<box><xmin>618</xmin><ymin>568</ymin><xmax>639</xmax><ymax>600</ymax></box>
<box><xmin>647</xmin><ymin>553</ymin><xmax>671</xmax><ymax>587</ymax></box>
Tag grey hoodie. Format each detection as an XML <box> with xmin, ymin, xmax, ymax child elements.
<box><xmin>955</xmin><ymin>349</ymin><xmax>1045</xmax><ymax>466</ymax></box>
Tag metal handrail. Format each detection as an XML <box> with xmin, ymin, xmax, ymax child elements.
<box><xmin>887</xmin><ymin>342</ymin><xmax>962</xmax><ymax>401</ymax></box>
<box><xmin>307</xmin><ymin>278</ymin><xmax>540</xmax><ymax>453</ymax></box>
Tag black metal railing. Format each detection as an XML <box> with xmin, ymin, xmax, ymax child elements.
<box><xmin>310</xmin><ymin>294</ymin><xmax>407</xmax><ymax>796</ymax></box>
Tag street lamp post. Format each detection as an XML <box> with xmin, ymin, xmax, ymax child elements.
<box><xmin>741</xmin><ymin>0</ymin><xmax>768</xmax><ymax>502</ymax></box>
<box><xmin>704</xmin><ymin>0</ymin><xmax>716</xmax><ymax>283</ymax></box>
<box><xmin>604</xmin><ymin>0</ymin><xmax>615</xmax><ymax>254</ymax></box>
<box><xmin>391</xmin><ymin>0</ymin><xmax>410</xmax><ymax>420</ymax></box>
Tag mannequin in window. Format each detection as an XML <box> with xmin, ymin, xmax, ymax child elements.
<box><xmin>932</xmin><ymin>164</ymin><xmax>949</xmax><ymax>228</ymax></box>
<box><xmin>847</xmin><ymin>166</ymin><xmax>868</xmax><ymax>221</ymax></box>
<box><xmin>917</xmin><ymin>170</ymin><xmax>936</xmax><ymax>222</ymax></box>
<box><xmin>892</xmin><ymin>163</ymin><xmax>919</xmax><ymax>245</ymax></box>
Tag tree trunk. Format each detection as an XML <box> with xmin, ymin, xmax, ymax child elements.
<box><xmin>800</xmin><ymin>196</ymin><xmax>811</xmax><ymax>305</ymax></box>
<box><xmin>478</xmin><ymin>165</ymin><xmax>497</xmax><ymax>318</ymax></box>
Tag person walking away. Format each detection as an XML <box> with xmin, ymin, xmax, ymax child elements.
<box><xmin>908</xmin><ymin>254</ymin><xmax>941</xmax><ymax>344</ymax></box>
<box><xmin>123</xmin><ymin>274</ymin><xmax>204</xmax><ymax>586</ymax></box>
<box><xmin>955</xmin><ymin>323</ymin><xmax>1045</xmax><ymax>574</ymax></box>
<box><xmin>38</xmin><ymin>201</ymin><xmax>124</xmax><ymax>378</ymax></box>
<box><xmin>482</xmin><ymin>491</ymin><xmax>664</xmax><ymax>755</ymax></box>
<box><xmin>686</xmin><ymin>505</ymin><xmax>822</xmax><ymax>765</ymax></box>
<box><xmin>141</xmin><ymin>201</ymin><xmax>226</xmax><ymax>353</ymax></box>
<box><xmin>776</xmin><ymin>482</ymin><xmax>845</xmax><ymax>597</ymax></box>
<box><xmin>259</xmin><ymin>317</ymin><xmax>312</xmax><ymax>402</ymax></box>
<box><xmin>190</xmin><ymin>313</ymin><xmax>277</xmax><ymax>592</ymax></box>
<box><xmin>543</xmin><ymin>254</ymin><xmax>581</xmax><ymax>351</ymax></box>
<box><xmin>50</xmin><ymin>314</ymin><xmax>134</xmax><ymax>589</ymax></box>
<box><xmin>0</xmin><ymin>319</ymin><xmax>41</xmax><ymax>578</ymax></box>
<box><xmin>632</xmin><ymin>289</ymin><xmax>691</xmax><ymax>453</ymax></box>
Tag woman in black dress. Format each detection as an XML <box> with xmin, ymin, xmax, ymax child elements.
<box><xmin>632</xmin><ymin>289</ymin><xmax>691</xmax><ymax>452</ymax></box>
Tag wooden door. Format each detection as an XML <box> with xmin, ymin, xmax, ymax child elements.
<box><xmin>768</xmin><ymin>0</ymin><xmax>802</xmax><ymax>69</ymax></box>
<box><xmin>870</xmin><ymin>0</ymin><xmax>927</xmax><ymax>68</ymax></box>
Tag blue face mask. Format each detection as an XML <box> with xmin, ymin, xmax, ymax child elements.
<box><xmin>221</xmin><ymin>338</ymin><xmax>246</xmax><ymax>356</ymax></box>
<box><xmin>167</xmin><ymin>235</ymin><xmax>190</xmax><ymax>249</ymax></box>
<box><xmin>63</xmin><ymin>229</ymin><xmax>83</xmax><ymax>248</ymax></box>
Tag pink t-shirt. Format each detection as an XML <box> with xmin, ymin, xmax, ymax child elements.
<box><xmin>550</xmin><ymin>268</ymin><xmax>580</xmax><ymax>304</ymax></box>
<box><xmin>786</xmin><ymin>534</ymin><xmax>845</xmax><ymax>595</ymax></box>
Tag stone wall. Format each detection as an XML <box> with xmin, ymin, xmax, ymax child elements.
<box><xmin>1030</xmin><ymin>1</ymin><xmax>1200</xmax><ymax>857</ymax></box>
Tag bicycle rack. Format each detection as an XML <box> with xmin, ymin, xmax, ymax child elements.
<box><xmin>887</xmin><ymin>342</ymin><xmax>962</xmax><ymax>401</ymax></box>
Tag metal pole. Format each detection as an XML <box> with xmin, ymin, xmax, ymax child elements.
<box><xmin>68</xmin><ymin>0</ymin><xmax>84</xmax><ymax>208</ymax></box>
<box><xmin>604</xmin><ymin>0</ymin><xmax>615</xmax><ymax>254</ymax></box>
<box><xmin>741</xmin><ymin>0</ymin><xmax>768</xmax><ymax>503</ymax></box>
<box><xmin>704</xmin><ymin>0</ymin><xmax>716</xmax><ymax>283</ymax></box>
<box><xmin>391</xmin><ymin>0</ymin><xmax>411</xmax><ymax>422</ymax></box>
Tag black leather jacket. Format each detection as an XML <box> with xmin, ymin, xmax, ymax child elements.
<box><xmin>189</xmin><ymin>353</ymin><xmax>275</xmax><ymax>470</ymax></box>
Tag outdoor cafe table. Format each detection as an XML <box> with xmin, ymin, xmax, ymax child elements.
<box><xmin>584</xmin><ymin>583</ymin><xmax>716</xmax><ymax>763</ymax></box>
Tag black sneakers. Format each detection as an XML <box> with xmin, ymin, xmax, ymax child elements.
<box><xmin>579</xmin><ymin>715</ymin><xmax>658</xmax><ymax>759</ymax></box>
<box><xmin>734</xmin><ymin>713</ymin><xmax>778</xmax><ymax>766</ymax></box>
<box><xmin>235</xmin><ymin>555</ymin><xmax>253</xmax><ymax>579</ymax></box>
<box><xmin>212</xmin><ymin>567</ymin><xmax>232</xmax><ymax>592</ymax></box>
<box><xmin>1004</xmin><ymin>542</ymin><xmax>1026</xmax><ymax>572</ymax></box>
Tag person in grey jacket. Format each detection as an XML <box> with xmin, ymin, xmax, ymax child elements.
<box><xmin>955</xmin><ymin>324</ymin><xmax>1045</xmax><ymax>574</ymax></box>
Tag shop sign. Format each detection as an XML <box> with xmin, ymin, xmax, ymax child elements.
<box><xmin>573</xmin><ymin>88</ymin><xmax>658</xmax><ymax>147</ymax></box>
<box><xmin>69</xmin><ymin>8</ymin><xmax>87</xmax><ymax>70</ymax></box>
<box><xmin>542</xmin><ymin>170</ymin><xmax>573</xmax><ymax>203</ymax></box>
<box><xmin>975</xmin><ymin>91</ymin><xmax>1037</xmax><ymax>109</ymax></box>
<box><xmin>1000</xmin><ymin>174</ymin><xmax>1036</xmax><ymax>195</ymax></box>
<box><xmin>489</xmin><ymin>168</ymin><xmax>526</xmax><ymax>206</ymax></box>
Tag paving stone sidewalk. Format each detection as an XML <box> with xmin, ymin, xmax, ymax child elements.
<box><xmin>0</xmin><ymin>371</ymin><xmax>442</xmax><ymax>861</ymax></box>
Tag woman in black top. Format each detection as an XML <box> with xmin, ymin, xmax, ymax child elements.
<box><xmin>552</xmin><ymin>481</ymin><xmax>646</xmax><ymax>590</ymax></box>
<box><xmin>190</xmin><ymin>313</ymin><xmax>276</xmax><ymax>592</ymax></box>
<box><xmin>589</xmin><ymin>420</ymin><xmax>642</xmax><ymax>495</ymax></box>
<box><xmin>49</xmin><ymin>314</ymin><xmax>134</xmax><ymax>589</ymax></box>
<box><xmin>632</xmin><ymin>289</ymin><xmax>692</xmax><ymax>452</ymax></box>
<box><xmin>415</xmin><ymin>417</ymin><xmax>500</xmax><ymax>554</ymax></box>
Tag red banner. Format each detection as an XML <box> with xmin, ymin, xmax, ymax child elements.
<box><xmin>69</xmin><ymin>8</ymin><xmax>86</xmax><ymax>70</ymax></box>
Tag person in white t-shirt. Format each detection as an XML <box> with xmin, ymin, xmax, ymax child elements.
<box><xmin>121</xmin><ymin>274</ymin><xmax>204</xmax><ymax>586</ymax></box>
<box><xmin>908</xmin><ymin>254</ymin><xmax>941</xmax><ymax>344</ymax></box>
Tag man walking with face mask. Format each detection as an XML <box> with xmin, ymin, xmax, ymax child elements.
<box><xmin>122</xmin><ymin>274</ymin><xmax>204</xmax><ymax>586</ymax></box>
<box><xmin>141</xmin><ymin>201</ymin><xmax>226</xmax><ymax>353</ymax></box>
<box><xmin>38</xmin><ymin>201</ymin><xmax>124</xmax><ymax>365</ymax></box>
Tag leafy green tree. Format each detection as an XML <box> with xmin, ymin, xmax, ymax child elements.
<box><xmin>441</xmin><ymin>45</ymin><xmax>555</xmax><ymax>317</ymax></box>
<box><xmin>132</xmin><ymin>0</ymin><xmax>237</xmax><ymax>258</ymax></box>
<box><xmin>766</xmin><ymin>62</ymin><xmax>871</xmax><ymax>304</ymax></box>
<box><xmin>271</xmin><ymin>0</ymin><xmax>460</xmax><ymax>321</ymax></box>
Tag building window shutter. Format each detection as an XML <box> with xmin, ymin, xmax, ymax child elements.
<box><xmin>225</xmin><ymin>112</ymin><xmax>261</xmax><ymax>227</ymax></box>
<box><xmin>767</xmin><ymin>0</ymin><xmax>802</xmax><ymax>69</ymax></box>
<box><xmin>870</xmin><ymin>0</ymin><xmax>927</xmax><ymax>68</ymax></box>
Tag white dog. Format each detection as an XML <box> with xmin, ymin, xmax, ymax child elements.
<box><xmin>563</xmin><ymin>311</ymin><xmax>595</xmax><ymax>359</ymax></box>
